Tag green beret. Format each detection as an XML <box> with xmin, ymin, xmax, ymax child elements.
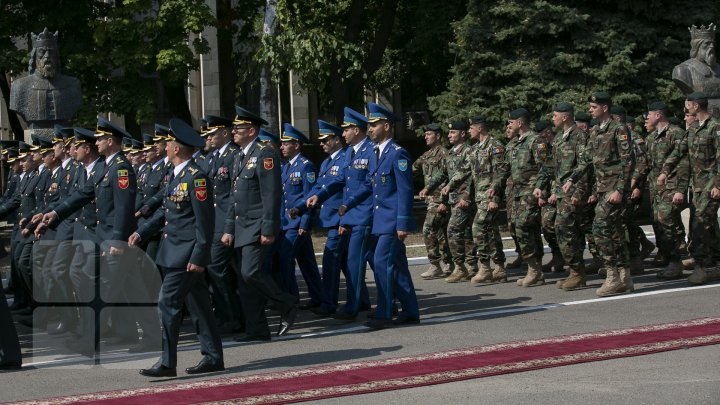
<box><xmin>574</xmin><ymin>112</ymin><xmax>592</xmax><ymax>123</ymax></box>
<box><xmin>647</xmin><ymin>101</ymin><xmax>668</xmax><ymax>112</ymax></box>
<box><xmin>508</xmin><ymin>108</ymin><xmax>530</xmax><ymax>120</ymax></box>
<box><xmin>448</xmin><ymin>120</ymin><xmax>468</xmax><ymax>131</ymax></box>
<box><xmin>424</xmin><ymin>123</ymin><xmax>442</xmax><ymax>132</ymax></box>
<box><xmin>469</xmin><ymin>116</ymin><xmax>486</xmax><ymax>125</ymax></box>
<box><xmin>687</xmin><ymin>92</ymin><xmax>707</xmax><ymax>101</ymax></box>
<box><xmin>534</xmin><ymin>120</ymin><xmax>551</xmax><ymax>132</ymax></box>
<box><xmin>610</xmin><ymin>106</ymin><xmax>627</xmax><ymax>117</ymax></box>
<box><xmin>554</xmin><ymin>102</ymin><xmax>574</xmax><ymax>113</ymax></box>
<box><xmin>588</xmin><ymin>91</ymin><xmax>612</xmax><ymax>105</ymax></box>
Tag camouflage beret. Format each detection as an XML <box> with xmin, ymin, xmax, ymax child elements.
<box><xmin>508</xmin><ymin>108</ymin><xmax>530</xmax><ymax>120</ymax></box>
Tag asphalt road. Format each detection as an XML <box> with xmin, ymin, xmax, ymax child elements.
<box><xmin>2</xmin><ymin>257</ymin><xmax>720</xmax><ymax>404</ymax></box>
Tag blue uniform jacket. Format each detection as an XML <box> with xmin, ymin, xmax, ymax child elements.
<box><xmin>281</xmin><ymin>154</ymin><xmax>316</xmax><ymax>231</ymax></box>
<box><xmin>295</xmin><ymin>148</ymin><xmax>346</xmax><ymax>228</ymax></box>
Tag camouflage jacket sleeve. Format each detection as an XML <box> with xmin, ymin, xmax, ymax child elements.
<box><xmin>615</xmin><ymin>125</ymin><xmax>635</xmax><ymax>193</ymax></box>
<box><xmin>424</xmin><ymin>156</ymin><xmax>448</xmax><ymax>195</ymax></box>
<box><xmin>535</xmin><ymin>145</ymin><xmax>554</xmax><ymax>196</ymax></box>
<box><xmin>661</xmin><ymin>130</ymin><xmax>688</xmax><ymax>177</ymax></box>
<box><xmin>714</xmin><ymin>121</ymin><xmax>720</xmax><ymax>189</ymax></box>
<box><xmin>631</xmin><ymin>134</ymin><xmax>649</xmax><ymax>189</ymax></box>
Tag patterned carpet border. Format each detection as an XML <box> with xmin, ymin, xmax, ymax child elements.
<box><xmin>11</xmin><ymin>317</ymin><xmax>720</xmax><ymax>405</ymax></box>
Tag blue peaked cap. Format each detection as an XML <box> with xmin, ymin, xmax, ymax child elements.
<box><xmin>341</xmin><ymin>107</ymin><xmax>368</xmax><ymax>130</ymax></box>
<box><xmin>259</xmin><ymin>128</ymin><xmax>280</xmax><ymax>144</ymax></box>
<box><xmin>367</xmin><ymin>102</ymin><xmax>399</xmax><ymax>123</ymax></box>
<box><xmin>281</xmin><ymin>123</ymin><xmax>310</xmax><ymax>144</ymax></box>
<box><xmin>317</xmin><ymin>120</ymin><xmax>343</xmax><ymax>140</ymax></box>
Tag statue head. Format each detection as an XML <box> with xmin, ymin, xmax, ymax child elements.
<box><xmin>29</xmin><ymin>28</ymin><xmax>60</xmax><ymax>80</ymax></box>
<box><xmin>689</xmin><ymin>24</ymin><xmax>717</xmax><ymax>67</ymax></box>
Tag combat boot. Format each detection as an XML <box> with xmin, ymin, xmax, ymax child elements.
<box><xmin>656</xmin><ymin>261</ymin><xmax>684</xmax><ymax>280</ymax></box>
<box><xmin>471</xmin><ymin>261</ymin><xmax>493</xmax><ymax>284</ymax></box>
<box><xmin>443</xmin><ymin>262</ymin><xmax>455</xmax><ymax>277</ymax></box>
<box><xmin>618</xmin><ymin>266</ymin><xmax>634</xmax><ymax>292</ymax></box>
<box><xmin>558</xmin><ymin>266</ymin><xmax>586</xmax><ymax>291</ymax></box>
<box><xmin>445</xmin><ymin>264</ymin><xmax>468</xmax><ymax>283</ymax></box>
<box><xmin>596</xmin><ymin>268</ymin><xmax>625</xmax><ymax>297</ymax></box>
<box><xmin>640</xmin><ymin>238</ymin><xmax>655</xmax><ymax>260</ymax></box>
<box><xmin>465</xmin><ymin>263</ymin><xmax>479</xmax><ymax>281</ymax></box>
<box><xmin>585</xmin><ymin>258</ymin><xmax>602</xmax><ymax>274</ymax></box>
<box><xmin>687</xmin><ymin>264</ymin><xmax>707</xmax><ymax>285</ymax></box>
<box><xmin>682</xmin><ymin>257</ymin><xmax>695</xmax><ymax>270</ymax></box>
<box><xmin>492</xmin><ymin>263</ymin><xmax>507</xmax><ymax>283</ymax></box>
<box><xmin>521</xmin><ymin>257</ymin><xmax>546</xmax><ymax>287</ymax></box>
<box><xmin>420</xmin><ymin>263</ymin><xmax>444</xmax><ymax>280</ymax></box>
<box><xmin>629</xmin><ymin>256</ymin><xmax>644</xmax><ymax>275</ymax></box>
<box><xmin>507</xmin><ymin>255</ymin><xmax>524</xmax><ymax>269</ymax></box>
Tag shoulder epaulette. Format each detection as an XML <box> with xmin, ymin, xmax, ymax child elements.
<box><xmin>116</xmin><ymin>157</ymin><xmax>124</xmax><ymax>164</ymax></box>
<box><xmin>394</xmin><ymin>144</ymin><xmax>402</xmax><ymax>150</ymax></box>
<box><xmin>188</xmin><ymin>167</ymin><xmax>198</xmax><ymax>175</ymax></box>
<box><xmin>257</xmin><ymin>143</ymin><xmax>266</xmax><ymax>150</ymax></box>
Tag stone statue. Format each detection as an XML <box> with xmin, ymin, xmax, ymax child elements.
<box><xmin>9</xmin><ymin>28</ymin><xmax>82</xmax><ymax>137</ymax></box>
<box><xmin>672</xmin><ymin>23</ymin><xmax>720</xmax><ymax>115</ymax></box>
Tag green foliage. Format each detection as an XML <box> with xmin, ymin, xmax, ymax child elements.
<box><xmin>429</xmin><ymin>0</ymin><xmax>720</xmax><ymax>136</ymax></box>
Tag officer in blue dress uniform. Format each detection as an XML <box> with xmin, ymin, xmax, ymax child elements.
<box><xmin>37</xmin><ymin>117</ymin><xmax>160</xmax><ymax>355</ymax></box>
<box><xmin>306</xmin><ymin>107</ymin><xmax>372</xmax><ymax>320</ymax></box>
<box><xmin>203</xmin><ymin>114</ymin><xmax>244</xmax><ymax>335</ymax></box>
<box><xmin>131</xmin><ymin>118</ymin><xmax>223</xmax><ymax>377</ymax></box>
<box><xmin>259</xmin><ymin>128</ymin><xmax>281</xmax><ymax>153</ymax></box>
<box><xmin>221</xmin><ymin>106</ymin><xmax>298</xmax><ymax>339</ymax></box>
<box><xmin>290</xmin><ymin>120</ymin><xmax>351</xmax><ymax>316</ymax></box>
<box><xmin>278</xmin><ymin>124</ymin><xmax>331</xmax><ymax>312</ymax></box>
<box><xmin>343</xmin><ymin>103</ymin><xmax>419</xmax><ymax>329</ymax></box>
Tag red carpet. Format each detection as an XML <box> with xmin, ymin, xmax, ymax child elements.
<box><xmin>14</xmin><ymin>317</ymin><xmax>720</xmax><ymax>405</ymax></box>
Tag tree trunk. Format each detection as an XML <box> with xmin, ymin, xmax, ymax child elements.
<box><xmin>259</xmin><ymin>0</ymin><xmax>279</xmax><ymax>134</ymax></box>
<box><xmin>0</xmin><ymin>73</ymin><xmax>26</xmax><ymax>140</ymax></box>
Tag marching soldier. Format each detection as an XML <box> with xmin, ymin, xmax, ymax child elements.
<box><xmin>415</xmin><ymin>123</ymin><xmax>453</xmax><ymax>279</ymax></box>
<box><xmin>445</xmin><ymin>116</ymin><xmax>507</xmax><ymax>283</ymax></box>
<box><xmin>564</xmin><ymin>92</ymin><xmax>635</xmax><ymax>296</ymax></box>
<box><xmin>132</xmin><ymin>118</ymin><xmax>223</xmax><ymax>377</ymax></box>
<box><xmin>534</xmin><ymin>120</ymin><xmax>564</xmax><ymax>273</ymax></box>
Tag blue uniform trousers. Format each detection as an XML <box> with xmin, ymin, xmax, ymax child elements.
<box><xmin>340</xmin><ymin>225</ymin><xmax>372</xmax><ymax>316</ymax></box>
<box><xmin>370</xmin><ymin>234</ymin><xmax>419</xmax><ymax>320</ymax></box>
<box><xmin>279</xmin><ymin>229</ymin><xmax>331</xmax><ymax>310</ymax></box>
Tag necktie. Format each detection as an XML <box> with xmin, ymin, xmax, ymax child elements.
<box><xmin>351</xmin><ymin>148</ymin><xmax>356</xmax><ymax>161</ymax></box>
<box><xmin>374</xmin><ymin>146</ymin><xmax>380</xmax><ymax>161</ymax></box>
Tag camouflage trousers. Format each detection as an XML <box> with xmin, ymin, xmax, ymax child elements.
<box><xmin>447</xmin><ymin>204</ymin><xmax>478</xmax><ymax>266</ymax></box>
<box><xmin>593</xmin><ymin>192</ymin><xmax>628</xmax><ymax>268</ymax></box>
<box><xmin>472</xmin><ymin>199</ymin><xmax>506</xmax><ymax>264</ymax></box>
<box><xmin>423</xmin><ymin>204</ymin><xmax>452</xmax><ymax>266</ymax></box>
<box><xmin>652</xmin><ymin>190</ymin><xmax>685</xmax><ymax>261</ymax></box>
<box><xmin>581</xmin><ymin>199</ymin><xmax>600</xmax><ymax>259</ymax></box>
<box><xmin>510</xmin><ymin>194</ymin><xmax>543</xmax><ymax>260</ymax></box>
<box><xmin>553</xmin><ymin>197</ymin><xmax>585</xmax><ymax>268</ymax></box>
<box><xmin>688</xmin><ymin>191</ymin><xmax>720</xmax><ymax>266</ymax></box>
<box><xmin>506</xmin><ymin>191</ymin><xmax>521</xmax><ymax>256</ymax></box>
<box><xmin>541</xmin><ymin>203</ymin><xmax>560</xmax><ymax>254</ymax></box>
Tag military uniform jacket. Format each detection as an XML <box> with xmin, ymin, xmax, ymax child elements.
<box><xmin>0</xmin><ymin>171</ymin><xmax>21</xmax><ymax>224</ymax></box>
<box><xmin>498</xmin><ymin>130</ymin><xmax>548</xmax><ymax>198</ymax></box>
<box><xmin>429</xmin><ymin>143</ymin><xmax>472</xmax><ymax>205</ymax></box>
<box><xmin>538</xmin><ymin>126</ymin><xmax>588</xmax><ymax>199</ymax></box>
<box><xmin>639</xmin><ymin>124</ymin><xmax>689</xmax><ymax>196</ymax></box>
<box><xmin>135</xmin><ymin>163</ymin><xmax>152</xmax><ymax>208</ymax></box>
<box><xmin>55</xmin><ymin>152</ymin><xmax>137</xmax><ymax>247</ymax></box>
<box><xmin>70</xmin><ymin>161</ymin><xmax>103</xmax><ymax>243</ymax></box>
<box><xmin>208</xmin><ymin>142</ymin><xmax>239</xmax><ymax>232</ymax></box>
<box><xmin>662</xmin><ymin>117</ymin><xmax>720</xmax><ymax>192</ymax></box>
<box><xmin>224</xmin><ymin>140</ymin><xmax>281</xmax><ymax>247</ymax></box>
<box><xmin>194</xmin><ymin>150</ymin><xmax>211</xmax><ymax>174</ymax></box>
<box><xmin>299</xmin><ymin>148</ymin><xmax>346</xmax><ymax>228</ymax></box>
<box><xmin>0</xmin><ymin>170</ymin><xmax>41</xmax><ymax>224</ymax></box>
<box><xmin>450</xmin><ymin>137</ymin><xmax>506</xmax><ymax>204</ymax></box>
<box><xmin>140</xmin><ymin>160</ymin><xmax>174</xmax><ymax>215</ymax></box>
<box><xmin>280</xmin><ymin>154</ymin><xmax>316</xmax><ymax>231</ymax></box>
<box><xmin>571</xmin><ymin>120</ymin><xmax>633</xmax><ymax>195</ymax></box>
<box><xmin>412</xmin><ymin>145</ymin><xmax>448</xmax><ymax>205</ymax></box>
<box><xmin>314</xmin><ymin>137</ymin><xmax>375</xmax><ymax>227</ymax></box>
<box><xmin>137</xmin><ymin>161</ymin><xmax>214</xmax><ymax>268</ymax></box>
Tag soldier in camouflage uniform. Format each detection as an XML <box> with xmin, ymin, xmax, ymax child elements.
<box><xmin>634</xmin><ymin>102</ymin><xmax>689</xmax><ymax>280</ymax></box>
<box><xmin>536</xmin><ymin>103</ymin><xmax>589</xmax><ymax>290</ymax></box>
<box><xmin>445</xmin><ymin>117</ymin><xmax>507</xmax><ymax>283</ymax></box>
<box><xmin>658</xmin><ymin>92</ymin><xmax>720</xmax><ymax>285</ymax></box>
<box><xmin>534</xmin><ymin>120</ymin><xmax>564</xmax><ymax>273</ymax></box>
<box><xmin>415</xmin><ymin>123</ymin><xmax>453</xmax><ymax>279</ymax></box>
<box><xmin>574</xmin><ymin>112</ymin><xmax>603</xmax><ymax>273</ymax></box>
<box><xmin>502</xmin><ymin>126</ymin><xmax>523</xmax><ymax>268</ymax></box>
<box><xmin>495</xmin><ymin>108</ymin><xmax>548</xmax><ymax>287</ymax></box>
<box><xmin>564</xmin><ymin>92</ymin><xmax>635</xmax><ymax>296</ymax></box>
<box><xmin>438</xmin><ymin>121</ymin><xmax>476</xmax><ymax>282</ymax></box>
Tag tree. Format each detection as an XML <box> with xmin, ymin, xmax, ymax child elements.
<box><xmin>429</xmin><ymin>0</ymin><xmax>720</xmax><ymax>137</ymax></box>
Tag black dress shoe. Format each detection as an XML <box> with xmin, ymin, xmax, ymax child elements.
<box><xmin>332</xmin><ymin>312</ymin><xmax>357</xmax><ymax>321</ymax></box>
<box><xmin>278</xmin><ymin>305</ymin><xmax>298</xmax><ymax>336</ymax></box>
<box><xmin>364</xmin><ymin>318</ymin><xmax>393</xmax><ymax>331</ymax></box>
<box><xmin>185</xmin><ymin>359</ymin><xmax>224</xmax><ymax>375</ymax></box>
<box><xmin>139</xmin><ymin>364</ymin><xmax>177</xmax><ymax>378</ymax></box>
<box><xmin>310</xmin><ymin>306</ymin><xmax>335</xmax><ymax>317</ymax></box>
<box><xmin>393</xmin><ymin>316</ymin><xmax>420</xmax><ymax>326</ymax></box>
<box><xmin>299</xmin><ymin>301</ymin><xmax>320</xmax><ymax>310</ymax></box>
<box><xmin>128</xmin><ymin>341</ymin><xmax>161</xmax><ymax>354</ymax></box>
<box><xmin>233</xmin><ymin>334</ymin><xmax>271</xmax><ymax>343</ymax></box>
<box><xmin>0</xmin><ymin>361</ymin><xmax>22</xmax><ymax>370</ymax></box>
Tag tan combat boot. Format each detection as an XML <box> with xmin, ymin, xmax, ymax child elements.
<box><xmin>682</xmin><ymin>257</ymin><xmax>695</xmax><ymax>270</ymax></box>
<box><xmin>656</xmin><ymin>261</ymin><xmax>684</xmax><ymax>280</ymax></box>
<box><xmin>507</xmin><ymin>255</ymin><xmax>524</xmax><ymax>269</ymax></box>
<box><xmin>443</xmin><ymin>262</ymin><xmax>455</xmax><ymax>277</ymax></box>
<box><xmin>521</xmin><ymin>257</ymin><xmax>546</xmax><ymax>287</ymax></box>
<box><xmin>445</xmin><ymin>264</ymin><xmax>469</xmax><ymax>283</ymax></box>
<box><xmin>492</xmin><ymin>263</ymin><xmax>507</xmax><ymax>283</ymax></box>
<box><xmin>618</xmin><ymin>266</ymin><xmax>634</xmax><ymax>292</ymax></box>
<box><xmin>471</xmin><ymin>261</ymin><xmax>493</xmax><ymax>284</ymax></box>
<box><xmin>595</xmin><ymin>267</ymin><xmax>625</xmax><ymax>297</ymax></box>
<box><xmin>465</xmin><ymin>263</ymin><xmax>479</xmax><ymax>281</ymax></box>
<box><xmin>558</xmin><ymin>266</ymin><xmax>586</xmax><ymax>291</ymax></box>
<box><xmin>687</xmin><ymin>264</ymin><xmax>707</xmax><ymax>285</ymax></box>
<box><xmin>629</xmin><ymin>256</ymin><xmax>644</xmax><ymax>275</ymax></box>
<box><xmin>420</xmin><ymin>263</ymin><xmax>444</xmax><ymax>280</ymax></box>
